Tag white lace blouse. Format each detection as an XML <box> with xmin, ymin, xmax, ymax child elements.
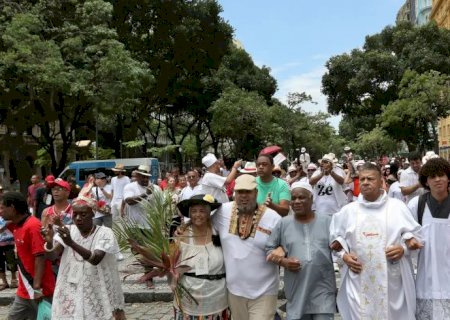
<box><xmin>52</xmin><ymin>225</ymin><xmax>124</xmax><ymax>320</ymax></box>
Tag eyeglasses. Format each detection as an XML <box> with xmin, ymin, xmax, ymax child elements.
<box><xmin>307</xmin><ymin>169</ymin><xmax>316</xmax><ymax>172</ymax></box>
<box><xmin>52</xmin><ymin>187</ymin><xmax>66</xmax><ymax>191</ymax></box>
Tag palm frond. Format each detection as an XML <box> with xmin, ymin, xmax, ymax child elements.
<box><xmin>113</xmin><ymin>190</ymin><xmax>196</xmax><ymax>310</ymax></box>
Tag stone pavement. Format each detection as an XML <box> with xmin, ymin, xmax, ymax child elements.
<box><xmin>0</xmin><ymin>300</ymin><xmax>343</xmax><ymax>320</ymax></box>
<box><xmin>0</xmin><ymin>250</ymin><xmax>343</xmax><ymax>319</ymax></box>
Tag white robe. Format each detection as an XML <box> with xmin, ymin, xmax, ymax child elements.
<box><xmin>330</xmin><ymin>191</ymin><xmax>421</xmax><ymax>320</ymax></box>
<box><xmin>408</xmin><ymin>196</ymin><xmax>450</xmax><ymax>319</ymax></box>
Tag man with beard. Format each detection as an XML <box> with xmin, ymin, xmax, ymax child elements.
<box><xmin>212</xmin><ymin>174</ymin><xmax>281</xmax><ymax>320</ymax></box>
<box><xmin>266</xmin><ymin>181</ymin><xmax>336</xmax><ymax>320</ymax></box>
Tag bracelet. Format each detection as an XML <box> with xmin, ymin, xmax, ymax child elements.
<box><xmin>44</xmin><ymin>242</ymin><xmax>56</xmax><ymax>253</ymax></box>
<box><xmin>87</xmin><ymin>251</ymin><xmax>96</xmax><ymax>263</ymax></box>
<box><xmin>33</xmin><ymin>289</ymin><xmax>43</xmax><ymax>295</ymax></box>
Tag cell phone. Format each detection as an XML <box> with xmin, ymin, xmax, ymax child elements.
<box><xmin>267</xmin><ymin>192</ymin><xmax>272</xmax><ymax>199</ymax></box>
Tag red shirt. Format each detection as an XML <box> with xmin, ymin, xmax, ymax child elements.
<box><xmin>8</xmin><ymin>216</ymin><xmax>55</xmax><ymax>299</ymax></box>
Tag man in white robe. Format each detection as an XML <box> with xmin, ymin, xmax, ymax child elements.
<box><xmin>329</xmin><ymin>162</ymin><xmax>421</xmax><ymax>320</ymax></box>
<box><xmin>407</xmin><ymin>157</ymin><xmax>450</xmax><ymax>319</ymax></box>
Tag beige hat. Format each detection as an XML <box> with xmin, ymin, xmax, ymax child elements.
<box><xmin>322</xmin><ymin>153</ymin><xmax>335</xmax><ymax>163</ymax></box>
<box><xmin>202</xmin><ymin>153</ymin><xmax>218</xmax><ymax>168</ymax></box>
<box><xmin>239</xmin><ymin>162</ymin><xmax>256</xmax><ymax>174</ymax></box>
<box><xmin>112</xmin><ymin>163</ymin><xmax>126</xmax><ymax>172</ymax></box>
<box><xmin>234</xmin><ymin>174</ymin><xmax>257</xmax><ymax>191</ymax></box>
<box><xmin>136</xmin><ymin>164</ymin><xmax>152</xmax><ymax>176</ymax></box>
<box><xmin>287</xmin><ymin>165</ymin><xmax>298</xmax><ymax>173</ymax></box>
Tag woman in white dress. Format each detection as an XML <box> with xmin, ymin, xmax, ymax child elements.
<box><xmin>175</xmin><ymin>194</ymin><xmax>229</xmax><ymax>320</ymax></box>
<box><xmin>43</xmin><ymin>197</ymin><xmax>125</xmax><ymax>320</ymax></box>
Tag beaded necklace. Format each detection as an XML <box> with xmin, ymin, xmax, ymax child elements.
<box><xmin>229</xmin><ymin>202</ymin><xmax>265</xmax><ymax>239</ymax></box>
<box><xmin>72</xmin><ymin>226</ymin><xmax>99</xmax><ymax>262</ymax></box>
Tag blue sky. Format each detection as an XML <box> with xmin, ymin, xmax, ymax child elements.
<box><xmin>219</xmin><ymin>0</ymin><xmax>405</xmax><ymax>129</ymax></box>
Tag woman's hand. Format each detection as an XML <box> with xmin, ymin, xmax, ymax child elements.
<box><xmin>41</xmin><ymin>224</ymin><xmax>55</xmax><ymax>244</ymax></box>
<box><xmin>57</xmin><ymin>225</ymin><xmax>73</xmax><ymax>246</ymax></box>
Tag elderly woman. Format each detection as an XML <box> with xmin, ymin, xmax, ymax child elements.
<box><xmin>43</xmin><ymin>197</ymin><xmax>125</xmax><ymax>320</ymax></box>
<box><xmin>175</xmin><ymin>194</ymin><xmax>229</xmax><ymax>320</ymax></box>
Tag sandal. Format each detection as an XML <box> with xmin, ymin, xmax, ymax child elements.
<box><xmin>145</xmin><ymin>280</ymin><xmax>155</xmax><ymax>289</ymax></box>
<box><xmin>9</xmin><ymin>279</ymin><xmax>18</xmax><ymax>289</ymax></box>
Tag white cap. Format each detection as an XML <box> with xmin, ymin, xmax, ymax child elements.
<box><xmin>287</xmin><ymin>165</ymin><xmax>298</xmax><ymax>173</ymax></box>
<box><xmin>291</xmin><ymin>181</ymin><xmax>313</xmax><ymax>195</ymax></box>
<box><xmin>202</xmin><ymin>153</ymin><xmax>218</xmax><ymax>168</ymax></box>
<box><xmin>355</xmin><ymin>160</ymin><xmax>365</xmax><ymax>168</ymax></box>
<box><xmin>307</xmin><ymin>163</ymin><xmax>317</xmax><ymax>170</ymax></box>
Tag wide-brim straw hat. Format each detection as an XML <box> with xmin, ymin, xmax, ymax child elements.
<box><xmin>136</xmin><ymin>165</ymin><xmax>152</xmax><ymax>176</ymax></box>
<box><xmin>177</xmin><ymin>194</ymin><xmax>222</xmax><ymax>217</ymax></box>
<box><xmin>112</xmin><ymin>163</ymin><xmax>126</xmax><ymax>172</ymax></box>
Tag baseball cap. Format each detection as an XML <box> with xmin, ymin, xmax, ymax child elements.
<box><xmin>94</xmin><ymin>172</ymin><xmax>107</xmax><ymax>179</ymax></box>
<box><xmin>53</xmin><ymin>178</ymin><xmax>70</xmax><ymax>192</ymax></box>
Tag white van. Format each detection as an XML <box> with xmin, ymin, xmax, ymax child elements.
<box><xmin>58</xmin><ymin>158</ymin><xmax>160</xmax><ymax>186</ymax></box>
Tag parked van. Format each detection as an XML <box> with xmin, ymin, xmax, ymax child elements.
<box><xmin>58</xmin><ymin>158</ymin><xmax>160</xmax><ymax>186</ymax></box>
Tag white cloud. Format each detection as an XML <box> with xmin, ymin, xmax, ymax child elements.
<box><xmin>275</xmin><ymin>67</ymin><xmax>341</xmax><ymax>129</ymax></box>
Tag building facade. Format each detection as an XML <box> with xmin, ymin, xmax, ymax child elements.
<box><xmin>416</xmin><ymin>0</ymin><xmax>433</xmax><ymax>25</ymax></box>
<box><xmin>396</xmin><ymin>0</ymin><xmax>417</xmax><ymax>24</ymax></box>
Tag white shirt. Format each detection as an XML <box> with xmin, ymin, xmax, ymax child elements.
<box><xmin>91</xmin><ymin>185</ymin><xmax>112</xmax><ymax>218</ymax></box>
<box><xmin>212</xmin><ymin>202</ymin><xmax>281</xmax><ymax>299</ymax></box>
<box><xmin>200</xmin><ymin>172</ymin><xmax>228</xmax><ymax>203</ymax></box>
<box><xmin>311</xmin><ymin>167</ymin><xmax>347</xmax><ymax>215</ymax></box>
<box><xmin>123</xmin><ymin>181</ymin><xmax>161</xmax><ymax>229</ymax></box>
<box><xmin>111</xmin><ymin>176</ymin><xmax>131</xmax><ymax>204</ymax></box>
<box><xmin>178</xmin><ymin>185</ymin><xmax>202</xmax><ymax>202</ymax></box>
<box><xmin>399</xmin><ymin>166</ymin><xmax>424</xmax><ymax>203</ymax></box>
<box><xmin>388</xmin><ymin>181</ymin><xmax>405</xmax><ymax>202</ymax></box>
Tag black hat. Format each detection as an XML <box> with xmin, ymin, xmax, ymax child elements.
<box><xmin>177</xmin><ymin>194</ymin><xmax>222</xmax><ymax>217</ymax></box>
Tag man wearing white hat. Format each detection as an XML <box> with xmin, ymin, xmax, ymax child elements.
<box><xmin>200</xmin><ymin>153</ymin><xmax>241</xmax><ymax>203</ymax></box>
<box><xmin>110</xmin><ymin>164</ymin><xmax>130</xmax><ymax>220</ymax></box>
<box><xmin>309</xmin><ymin>153</ymin><xmax>347</xmax><ymax>216</ymax></box>
<box><xmin>266</xmin><ymin>181</ymin><xmax>336</xmax><ymax>320</ymax></box>
<box><xmin>298</xmin><ymin>147</ymin><xmax>310</xmax><ymax>172</ymax></box>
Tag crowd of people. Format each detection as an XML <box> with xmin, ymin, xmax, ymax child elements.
<box><xmin>0</xmin><ymin>146</ymin><xmax>448</xmax><ymax>319</ymax></box>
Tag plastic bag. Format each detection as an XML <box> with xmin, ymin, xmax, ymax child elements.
<box><xmin>37</xmin><ymin>300</ymin><xmax>52</xmax><ymax>320</ymax></box>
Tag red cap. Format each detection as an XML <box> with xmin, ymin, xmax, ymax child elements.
<box><xmin>53</xmin><ymin>178</ymin><xmax>70</xmax><ymax>192</ymax></box>
<box><xmin>45</xmin><ymin>175</ymin><xmax>55</xmax><ymax>183</ymax></box>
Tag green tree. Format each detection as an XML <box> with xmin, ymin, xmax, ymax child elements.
<box><xmin>322</xmin><ymin>22</ymin><xmax>450</xmax><ymax>130</ymax></box>
<box><xmin>210</xmin><ymin>87</ymin><xmax>271</xmax><ymax>159</ymax></box>
<box><xmin>353</xmin><ymin>126</ymin><xmax>397</xmax><ymax>159</ymax></box>
<box><xmin>0</xmin><ymin>0</ymin><xmax>149</xmax><ymax>174</ymax></box>
<box><xmin>381</xmin><ymin>70</ymin><xmax>450</xmax><ymax>152</ymax></box>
